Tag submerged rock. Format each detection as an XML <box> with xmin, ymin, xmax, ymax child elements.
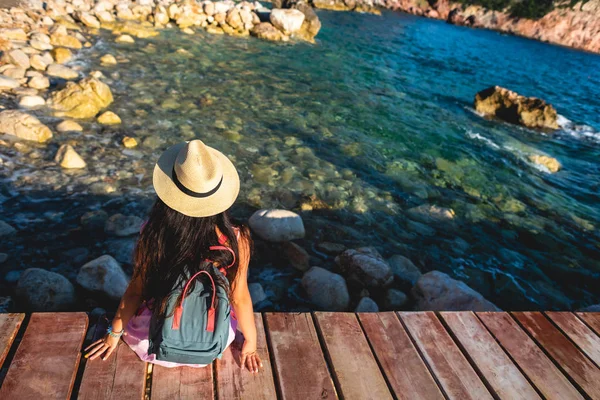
<box><xmin>105</xmin><ymin>213</ymin><xmax>144</xmax><ymax>236</ymax></box>
<box><xmin>0</xmin><ymin>220</ymin><xmax>16</xmax><ymax>238</ymax></box>
<box><xmin>77</xmin><ymin>255</ymin><xmax>129</xmax><ymax>301</ymax></box>
<box><xmin>100</xmin><ymin>54</ymin><xmax>118</xmax><ymax>65</ymax></box>
<box><xmin>355</xmin><ymin>296</ymin><xmax>379</xmax><ymax>312</ymax></box>
<box><xmin>97</xmin><ymin>110</ymin><xmax>121</xmax><ymax>125</ymax></box>
<box><xmin>115</xmin><ymin>34</ymin><xmax>135</xmax><ymax>43</ymax></box>
<box><xmin>412</xmin><ymin>271</ymin><xmax>500</xmax><ymax>311</ymax></box>
<box><xmin>335</xmin><ymin>247</ymin><xmax>393</xmax><ymax>287</ymax></box>
<box><xmin>249</xmin><ymin>209</ymin><xmax>305</xmax><ymax>242</ymax></box>
<box><xmin>270</xmin><ymin>8</ymin><xmax>305</xmax><ymax>35</ymax></box>
<box><xmin>122</xmin><ymin>136</ymin><xmax>138</xmax><ymax>148</ymax></box>
<box><xmin>16</xmin><ymin>268</ymin><xmax>76</xmax><ymax>311</ymax></box>
<box><xmin>56</xmin><ymin>120</ymin><xmax>83</xmax><ymax>132</ymax></box>
<box><xmin>474</xmin><ymin>86</ymin><xmax>559</xmax><ymax>130</ymax></box>
<box><xmin>0</xmin><ymin>110</ymin><xmax>52</xmax><ymax>143</ymax></box>
<box><xmin>302</xmin><ymin>266</ymin><xmax>350</xmax><ymax>311</ymax></box>
<box><xmin>282</xmin><ymin>241</ymin><xmax>310</xmax><ymax>271</ymax></box>
<box><xmin>49</xmin><ymin>77</ymin><xmax>114</xmax><ymax>118</ymax></box>
<box><xmin>55</xmin><ymin>144</ymin><xmax>87</xmax><ymax>169</ymax></box>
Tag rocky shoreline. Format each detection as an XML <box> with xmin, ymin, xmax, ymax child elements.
<box><xmin>302</xmin><ymin>0</ymin><xmax>600</xmax><ymax>54</ymax></box>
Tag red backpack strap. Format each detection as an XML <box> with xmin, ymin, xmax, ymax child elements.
<box><xmin>172</xmin><ymin>270</ymin><xmax>216</xmax><ymax>332</ymax></box>
<box><xmin>208</xmin><ymin>245</ymin><xmax>236</xmax><ymax>273</ymax></box>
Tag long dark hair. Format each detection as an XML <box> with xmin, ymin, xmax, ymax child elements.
<box><xmin>133</xmin><ymin>198</ymin><xmax>251</xmax><ymax>320</ymax></box>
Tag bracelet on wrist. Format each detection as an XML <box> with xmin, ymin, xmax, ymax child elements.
<box><xmin>107</xmin><ymin>326</ymin><xmax>124</xmax><ymax>339</ymax></box>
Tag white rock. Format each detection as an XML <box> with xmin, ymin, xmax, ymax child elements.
<box><xmin>115</xmin><ymin>34</ymin><xmax>135</xmax><ymax>43</ymax></box>
<box><xmin>249</xmin><ymin>209</ymin><xmax>305</xmax><ymax>242</ymax></box>
<box><xmin>47</xmin><ymin>64</ymin><xmax>79</xmax><ymax>80</ymax></box>
<box><xmin>28</xmin><ymin>76</ymin><xmax>50</xmax><ymax>89</ymax></box>
<box><xmin>79</xmin><ymin>12</ymin><xmax>101</xmax><ymax>28</ymax></box>
<box><xmin>55</xmin><ymin>144</ymin><xmax>87</xmax><ymax>169</ymax></box>
<box><xmin>30</xmin><ymin>54</ymin><xmax>49</xmax><ymax>71</ymax></box>
<box><xmin>2</xmin><ymin>67</ymin><xmax>26</xmax><ymax>79</ymax></box>
<box><xmin>302</xmin><ymin>267</ymin><xmax>350</xmax><ymax>311</ymax></box>
<box><xmin>19</xmin><ymin>95</ymin><xmax>46</xmax><ymax>108</ymax></box>
<box><xmin>0</xmin><ymin>110</ymin><xmax>52</xmax><ymax>142</ymax></box>
<box><xmin>96</xmin><ymin>10</ymin><xmax>115</xmax><ymax>23</ymax></box>
<box><xmin>355</xmin><ymin>297</ymin><xmax>379</xmax><ymax>312</ymax></box>
<box><xmin>56</xmin><ymin>120</ymin><xmax>83</xmax><ymax>132</ymax></box>
<box><xmin>77</xmin><ymin>255</ymin><xmax>129</xmax><ymax>300</ymax></box>
<box><xmin>270</xmin><ymin>8</ymin><xmax>305</xmax><ymax>35</ymax></box>
<box><xmin>16</xmin><ymin>268</ymin><xmax>76</xmax><ymax>311</ymax></box>
<box><xmin>0</xmin><ymin>75</ymin><xmax>20</xmax><ymax>90</ymax></box>
<box><xmin>1</xmin><ymin>49</ymin><xmax>30</xmax><ymax>69</ymax></box>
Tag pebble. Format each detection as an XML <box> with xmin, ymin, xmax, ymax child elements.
<box><xmin>54</xmin><ymin>144</ymin><xmax>87</xmax><ymax>169</ymax></box>
<box><xmin>115</xmin><ymin>34</ymin><xmax>135</xmax><ymax>44</ymax></box>
<box><xmin>28</xmin><ymin>76</ymin><xmax>50</xmax><ymax>89</ymax></box>
<box><xmin>56</xmin><ymin>120</ymin><xmax>83</xmax><ymax>132</ymax></box>
<box><xmin>100</xmin><ymin>54</ymin><xmax>117</xmax><ymax>65</ymax></box>
<box><xmin>355</xmin><ymin>297</ymin><xmax>379</xmax><ymax>312</ymax></box>
<box><xmin>18</xmin><ymin>95</ymin><xmax>46</xmax><ymax>108</ymax></box>
<box><xmin>47</xmin><ymin>64</ymin><xmax>79</xmax><ymax>80</ymax></box>
<box><xmin>97</xmin><ymin>111</ymin><xmax>122</xmax><ymax>125</ymax></box>
<box><xmin>122</xmin><ymin>136</ymin><xmax>138</xmax><ymax>148</ymax></box>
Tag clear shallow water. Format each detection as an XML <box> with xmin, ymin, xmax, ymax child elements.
<box><xmin>4</xmin><ymin>10</ymin><xmax>600</xmax><ymax>310</ymax></box>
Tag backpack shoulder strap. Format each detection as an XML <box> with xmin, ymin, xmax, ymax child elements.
<box><xmin>172</xmin><ymin>270</ymin><xmax>216</xmax><ymax>332</ymax></box>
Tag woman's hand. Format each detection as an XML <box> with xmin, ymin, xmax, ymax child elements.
<box><xmin>84</xmin><ymin>334</ymin><xmax>120</xmax><ymax>361</ymax></box>
<box><xmin>240</xmin><ymin>340</ymin><xmax>263</xmax><ymax>373</ymax></box>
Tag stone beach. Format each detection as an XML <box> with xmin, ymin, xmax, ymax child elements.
<box><xmin>1</xmin><ymin>0</ymin><xmax>599</xmax><ymax>314</ymax></box>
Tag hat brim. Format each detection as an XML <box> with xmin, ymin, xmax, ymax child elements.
<box><xmin>153</xmin><ymin>142</ymin><xmax>240</xmax><ymax>218</ymax></box>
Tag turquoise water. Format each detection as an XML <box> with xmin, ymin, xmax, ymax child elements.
<box><xmin>3</xmin><ymin>10</ymin><xmax>600</xmax><ymax>310</ymax></box>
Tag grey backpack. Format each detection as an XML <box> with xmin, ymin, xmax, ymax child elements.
<box><xmin>148</xmin><ymin>265</ymin><xmax>232</xmax><ymax>365</ymax></box>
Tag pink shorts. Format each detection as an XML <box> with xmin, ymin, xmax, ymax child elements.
<box><xmin>123</xmin><ymin>304</ymin><xmax>237</xmax><ymax>368</ymax></box>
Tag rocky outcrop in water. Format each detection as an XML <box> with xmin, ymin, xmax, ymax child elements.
<box><xmin>49</xmin><ymin>77</ymin><xmax>114</xmax><ymax>119</ymax></box>
<box><xmin>474</xmin><ymin>86</ymin><xmax>559</xmax><ymax>130</ymax></box>
<box><xmin>0</xmin><ymin>110</ymin><xmax>52</xmax><ymax>142</ymax></box>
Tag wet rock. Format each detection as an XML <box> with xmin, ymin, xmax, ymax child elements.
<box><xmin>302</xmin><ymin>266</ymin><xmax>350</xmax><ymax>311</ymax></box>
<box><xmin>282</xmin><ymin>241</ymin><xmax>310</xmax><ymax>271</ymax></box>
<box><xmin>270</xmin><ymin>8</ymin><xmax>305</xmax><ymax>35</ymax></box>
<box><xmin>52</xmin><ymin>47</ymin><xmax>73</xmax><ymax>64</ymax></box>
<box><xmin>16</xmin><ymin>268</ymin><xmax>76</xmax><ymax>311</ymax></box>
<box><xmin>0</xmin><ymin>75</ymin><xmax>20</xmax><ymax>90</ymax></box>
<box><xmin>56</xmin><ymin>120</ymin><xmax>83</xmax><ymax>132</ymax></box>
<box><xmin>335</xmin><ymin>247</ymin><xmax>393</xmax><ymax>287</ymax></box>
<box><xmin>412</xmin><ymin>271</ymin><xmax>500</xmax><ymax>311</ymax></box>
<box><xmin>474</xmin><ymin>86</ymin><xmax>559</xmax><ymax>130</ymax></box>
<box><xmin>529</xmin><ymin>154</ymin><xmax>561</xmax><ymax>173</ymax></box>
<box><xmin>50</xmin><ymin>33</ymin><xmax>82</xmax><ymax>49</ymax></box>
<box><xmin>100</xmin><ymin>54</ymin><xmax>117</xmax><ymax>65</ymax></box>
<box><xmin>77</xmin><ymin>255</ymin><xmax>129</xmax><ymax>301</ymax></box>
<box><xmin>355</xmin><ymin>296</ymin><xmax>379</xmax><ymax>312</ymax></box>
<box><xmin>62</xmin><ymin>247</ymin><xmax>90</xmax><ymax>265</ymax></box>
<box><xmin>106</xmin><ymin>238</ymin><xmax>136</xmax><ymax>264</ymax></box>
<box><xmin>406</xmin><ymin>220</ymin><xmax>435</xmax><ymax>236</ymax></box>
<box><xmin>1</xmin><ymin>49</ymin><xmax>30</xmax><ymax>69</ymax></box>
<box><xmin>251</xmin><ymin>22</ymin><xmax>286</xmax><ymax>41</ymax></box>
<box><xmin>388</xmin><ymin>254</ymin><xmax>421</xmax><ymax>285</ymax></box>
<box><xmin>81</xmin><ymin>209</ymin><xmax>109</xmax><ymax>230</ymax></box>
<box><xmin>0</xmin><ymin>110</ymin><xmax>53</xmax><ymax>143</ymax></box>
<box><xmin>49</xmin><ymin>77</ymin><xmax>114</xmax><ymax>118</ymax></box>
<box><xmin>385</xmin><ymin>289</ymin><xmax>408</xmax><ymax>309</ymax></box>
<box><xmin>406</xmin><ymin>204</ymin><xmax>455</xmax><ymax>224</ymax></box>
<box><xmin>122</xmin><ymin>136</ymin><xmax>138</xmax><ymax>148</ymax></box>
<box><xmin>55</xmin><ymin>144</ymin><xmax>87</xmax><ymax>169</ymax></box>
<box><xmin>292</xmin><ymin>2</ymin><xmax>321</xmax><ymax>42</ymax></box>
<box><xmin>249</xmin><ymin>282</ymin><xmax>267</xmax><ymax>305</ymax></box>
<box><xmin>47</xmin><ymin>64</ymin><xmax>79</xmax><ymax>80</ymax></box>
<box><xmin>115</xmin><ymin>34</ymin><xmax>135</xmax><ymax>44</ymax></box>
<box><xmin>28</xmin><ymin>76</ymin><xmax>50</xmax><ymax>89</ymax></box>
<box><xmin>580</xmin><ymin>304</ymin><xmax>600</xmax><ymax>312</ymax></box>
<box><xmin>97</xmin><ymin>110</ymin><xmax>121</xmax><ymax>125</ymax></box>
<box><xmin>249</xmin><ymin>209</ymin><xmax>305</xmax><ymax>242</ymax></box>
<box><xmin>18</xmin><ymin>95</ymin><xmax>46</xmax><ymax>108</ymax></box>
<box><xmin>316</xmin><ymin>242</ymin><xmax>346</xmax><ymax>255</ymax></box>
<box><xmin>105</xmin><ymin>214</ymin><xmax>144</xmax><ymax>237</ymax></box>
<box><xmin>0</xmin><ymin>220</ymin><xmax>17</xmax><ymax>238</ymax></box>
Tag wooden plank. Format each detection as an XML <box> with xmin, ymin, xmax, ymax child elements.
<box><xmin>478</xmin><ymin>312</ymin><xmax>583</xmax><ymax>399</ymax></box>
<box><xmin>78</xmin><ymin>341</ymin><xmax>147</xmax><ymax>400</ymax></box>
<box><xmin>215</xmin><ymin>313</ymin><xmax>277</xmax><ymax>400</ymax></box>
<box><xmin>314</xmin><ymin>312</ymin><xmax>392</xmax><ymax>400</ymax></box>
<box><xmin>152</xmin><ymin>364</ymin><xmax>213</xmax><ymax>400</ymax></box>
<box><xmin>398</xmin><ymin>312</ymin><xmax>492</xmax><ymax>400</ymax></box>
<box><xmin>0</xmin><ymin>314</ymin><xmax>25</xmax><ymax>367</ymax></box>
<box><xmin>440</xmin><ymin>312</ymin><xmax>540</xmax><ymax>399</ymax></box>
<box><xmin>547</xmin><ymin>312</ymin><xmax>600</xmax><ymax>367</ymax></box>
<box><xmin>359</xmin><ymin>312</ymin><xmax>444</xmax><ymax>400</ymax></box>
<box><xmin>514</xmin><ymin>312</ymin><xmax>600</xmax><ymax>398</ymax></box>
<box><xmin>0</xmin><ymin>312</ymin><xmax>88</xmax><ymax>400</ymax></box>
<box><xmin>576</xmin><ymin>312</ymin><xmax>600</xmax><ymax>337</ymax></box>
<box><xmin>265</xmin><ymin>313</ymin><xmax>337</xmax><ymax>400</ymax></box>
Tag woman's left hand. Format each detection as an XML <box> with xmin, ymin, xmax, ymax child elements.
<box><xmin>84</xmin><ymin>333</ymin><xmax>120</xmax><ymax>361</ymax></box>
<box><xmin>240</xmin><ymin>340</ymin><xmax>263</xmax><ymax>373</ymax></box>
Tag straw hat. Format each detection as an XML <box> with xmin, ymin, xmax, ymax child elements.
<box><xmin>153</xmin><ymin>140</ymin><xmax>240</xmax><ymax>217</ymax></box>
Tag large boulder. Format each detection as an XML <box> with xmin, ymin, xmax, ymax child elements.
<box><xmin>474</xmin><ymin>86</ymin><xmax>559</xmax><ymax>130</ymax></box>
<box><xmin>55</xmin><ymin>144</ymin><xmax>87</xmax><ymax>169</ymax></box>
<box><xmin>49</xmin><ymin>77</ymin><xmax>114</xmax><ymax>119</ymax></box>
<box><xmin>0</xmin><ymin>110</ymin><xmax>53</xmax><ymax>143</ymax></box>
<box><xmin>292</xmin><ymin>2</ymin><xmax>321</xmax><ymax>42</ymax></box>
<box><xmin>251</xmin><ymin>22</ymin><xmax>286</xmax><ymax>41</ymax></box>
<box><xmin>412</xmin><ymin>271</ymin><xmax>500</xmax><ymax>311</ymax></box>
<box><xmin>388</xmin><ymin>254</ymin><xmax>421</xmax><ymax>285</ymax></box>
<box><xmin>77</xmin><ymin>255</ymin><xmax>129</xmax><ymax>301</ymax></box>
<box><xmin>16</xmin><ymin>268</ymin><xmax>76</xmax><ymax>311</ymax></box>
<box><xmin>249</xmin><ymin>209</ymin><xmax>305</xmax><ymax>242</ymax></box>
<box><xmin>302</xmin><ymin>267</ymin><xmax>350</xmax><ymax>311</ymax></box>
<box><xmin>270</xmin><ymin>8</ymin><xmax>305</xmax><ymax>35</ymax></box>
<box><xmin>335</xmin><ymin>247</ymin><xmax>393</xmax><ymax>287</ymax></box>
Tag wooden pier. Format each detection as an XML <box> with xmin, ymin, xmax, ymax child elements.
<box><xmin>1</xmin><ymin>311</ymin><xmax>600</xmax><ymax>399</ymax></box>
